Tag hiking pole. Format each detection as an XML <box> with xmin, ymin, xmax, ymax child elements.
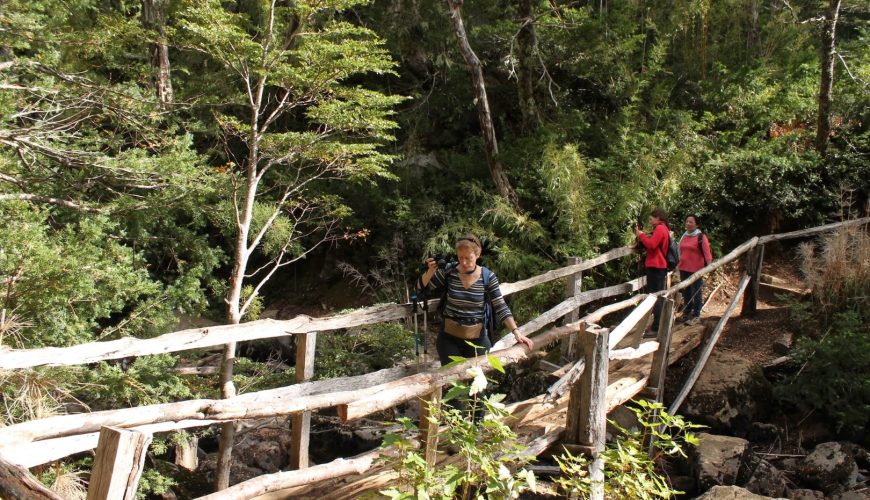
<box><xmin>411</xmin><ymin>291</ymin><xmax>420</xmax><ymax>358</ymax></box>
<box><xmin>421</xmin><ymin>296</ymin><xmax>429</xmax><ymax>359</ymax></box>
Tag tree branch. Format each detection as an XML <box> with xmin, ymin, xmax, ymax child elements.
<box><xmin>0</xmin><ymin>193</ymin><xmax>101</xmax><ymax>212</ymax></box>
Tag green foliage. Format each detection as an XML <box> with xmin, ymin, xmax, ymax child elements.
<box><xmin>315</xmin><ymin>322</ymin><xmax>415</xmax><ymax>379</ymax></box>
<box><xmin>76</xmin><ymin>354</ymin><xmax>194</xmax><ymax>410</ymax></box>
<box><xmin>554</xmin><ymin>400</ymin><xmax>703</xmax><ymax>499</ymax></box>
<box><xmin>380</xmin><ymin>361</ymin><xmax>535</xmax><ymax>499</ymax></box>
<box><xmin>775</xmin><ymin>226</ymin><xmax>870</xmax><ymax>435</ymax></box>
<box><xmin>776</xmin><ymin>311</ymin><xmax>870</xmax><ymax>435</ymax></box>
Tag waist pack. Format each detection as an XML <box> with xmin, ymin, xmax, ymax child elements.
<box><xmin>443</xmin><ymin>318</ymin><xmax>483</xmax><ymax>340</ymax></box>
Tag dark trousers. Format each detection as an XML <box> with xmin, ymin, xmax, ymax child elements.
<box><xmin>436</xmin><ymin>329</ymin><xmax>492</xmax><ymax>366</ymax></box>
<box><xmin>680</xmin><ymin>270</ymin><xmax>704</xmax><ymax>318</ymax></box>
<box><xmin>646</xmin><ymin>268</ymin><xmax>668</xmax><ymax>332</ymax></box>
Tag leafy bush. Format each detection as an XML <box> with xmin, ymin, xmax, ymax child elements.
<box><xmin>380</xmin><ymin>357</ymin><xmax>536</xmax><ymax>499</ymax></box>
<box><xmin>554</xmin><ymin>400</ymin><xmax>702</xmax><ymax>499</ymax></box>
<box><xmin>315</xmin><ymin>322</ymin><xmax>416</xmax><ymax>379</ymax></box>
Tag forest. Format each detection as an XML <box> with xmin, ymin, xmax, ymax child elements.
<box><xmin>0</xmin><ymin>0</ymin><xmax>868</xmax><ymax>498</ymax></box>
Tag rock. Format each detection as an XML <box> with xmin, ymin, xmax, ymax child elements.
<box><xmin>670</xmin><ymin>475</ymin><xmax>697</xmax><ymax>496</ymax></box>
<box><xmin>694</xmin><ymin>485</ymin><xmax>785</xmax><ymax>499</ymax></box>
<box><xmin>692</xmin><ymin>433</ymin><xmax>750</xmax><ymax>491</ymax></box>
<box><xmin>741</xmin><ymin>459</ymin><xmax>788</xmax><ymax>498</ymax></box>
<box><xmin>748</xmin><ymin>422</ymin><xmax>784</xmax><ymax>443</ymax></box>
<box><xmin>830</xmin><ymin>492</ymin><xmax>868</xmax><ymax>500</ymax></box>
<box><xmin>798</xmin><ymin>442</ymin><xmax>859</xmax><ymax>493</ymax></box>
<box><xmin>235</xmin><ymin>424</ymin><xmax>292</xmax><ymax>473</ymax></box>
<box><xmin>198</xmin><ymin>453</ymin><xmax>263</xmax><ymax>486</ymax></box>
<box><xmin>787</xmin><ymin>489</ymin><xmax>825</xmax><ymax>500</ymax></box>
<box><xmin>682</xmin><ymin>350</ymin><xmax>773</xmax><ymax>434</ymax></box>
<box><xmin>772</xmin><ymin>333</ymin><xmax>793</xmax><ymax>355</ymax></box>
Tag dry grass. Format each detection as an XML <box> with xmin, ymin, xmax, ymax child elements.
<box><xmin>46</xmin><ymin>465</ymin><xmax>88</xmax><ymax>500</ymax></box>
<box><xmin>797</xmin><ymin>223</ymin><xmax>870</xmax><ymax>315</ymax></box>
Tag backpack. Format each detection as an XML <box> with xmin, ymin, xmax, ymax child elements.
<box><xmin>665</xmin><ymin>233</ymin><xmax>680</xmax><ymax>271</ymax></box>
<box><xmin>438</xmin><ymin>264</ymin><xmax>498</xmax><ymax>342</ymax></box>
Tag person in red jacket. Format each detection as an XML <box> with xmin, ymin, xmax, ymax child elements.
<box><xmin>678</xmin><ymin>215</ymin><xmax>713</xmax><ymax>325</ymax></box>
<box><xmin>634</xmin><ymin>208</ymin><xmax>670</xmax><ymax>336</ymax></box>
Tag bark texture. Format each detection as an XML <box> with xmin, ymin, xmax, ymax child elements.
<box><xmin>815</xmin><ymin>0</ymin><xmax>841</xmax><ymax>155</ymax></box>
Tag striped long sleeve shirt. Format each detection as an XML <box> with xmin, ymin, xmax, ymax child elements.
<box><xmin>424</xmin><ymin>266</ymin><xmax>513</xmax><ymax>326</ymax></box>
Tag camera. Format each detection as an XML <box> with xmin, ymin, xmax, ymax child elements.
<box><xmin>432</xmin><ymin>253</ymin><xmax>449</xmax><ymax>270</ymax></box>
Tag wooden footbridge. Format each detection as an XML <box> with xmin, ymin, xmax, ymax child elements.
<box><xmin>0</xmin><ymin>218</ymin><xmax>866</xmax><ymax>500</ymax></box>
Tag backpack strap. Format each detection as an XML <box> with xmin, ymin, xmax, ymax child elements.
<box><xmin>437</xmin><ymin>262</ymin><xmax>459</xmax><ymax>314</ymax></box>
<box><xmin>481</xmin><ymin>266</ymin><xmax>495</xmax><ymax>338</ymax></box>
<box><xmin>698</xmin><ymin>231</ymin><xmax>708</xmax><ymax>266</ymax></box>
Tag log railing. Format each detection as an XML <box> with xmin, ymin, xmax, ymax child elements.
<box><xmin>0</xmin><ymin>217</ymin><xmax>866</xmax><ymax>499</ymax></box>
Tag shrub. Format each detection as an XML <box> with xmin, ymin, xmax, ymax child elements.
<box><xmin>554</xmin><ymin>400</ymin><xmax>702</xmax><ymax>499</ymax></box>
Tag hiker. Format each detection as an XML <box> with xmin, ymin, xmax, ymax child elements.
<box><xmin>634</xmin><ymin>208</ymin><xmax>671</xmax><ymax>336</ymax></box>
<box><xmin>417</xmin><ymin>233</ymin><xmax>534</xmax><ymax>366</ymax></box>
<box><xmin>678</xmin><ymin>215</ymin><xmax>713</xmax><ymax>325</ymax></box>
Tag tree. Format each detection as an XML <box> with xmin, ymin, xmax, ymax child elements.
<box><xmin>142</xmin><ymin>0</ymin><xmax>174</xmax><ymax>104</ymax></box>
<box><xmin>815</xmin><ymin>0</ymin><xmax>842</xmax><ymax>155</ymax></box>
<box><xmin>446</xmin><ymin>0</ymin><xmax>519</xmax><ymax>207</ymax></box>
<box><xmin>177</xmin><ymin>0</ymin><xmax>402</xmax><ymax>489</ymax></box>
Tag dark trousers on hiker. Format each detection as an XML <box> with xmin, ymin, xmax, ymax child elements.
<box><xmin>680</xmin><ymin>270</ymin><xmax>703</xmax><ymax>318</ymax></box>
<box><xmin>437</xmin><ymin>330</ymin><xmax>491</xmax><ymax>419</ymax></box>
<box><xmin>436</xmin><ymin>330</ymin><xmax>491</xmax><ymax>366</ymax></box>
<box><xmin>646</xmin><ymin>268</ymin><xmax>668</xmax><ymax>332</ymax></box>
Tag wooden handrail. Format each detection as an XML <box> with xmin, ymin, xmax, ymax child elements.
<box><xmin>0</xmin><ymin>246</ymin><xmax>637</xmax><ymax>370</ymax></box>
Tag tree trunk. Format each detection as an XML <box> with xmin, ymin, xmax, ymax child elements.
<box><xmin>141</xmin><ymin>0</ymin><xmax>173</xmax><ymax>104</ymax></box>
<box><xmin>815</xmin><ymin>0</ymin><xmax>841</xmax><ymax>155</ymax></box>
<box><xmin>746</xmin><ymin>0</ymin><xmax>760</xmax><ymax>58</ymax></box>
<box><xmin>445</xmin><ymin>0</ymin><xmax>519</xmax><ymax>207</ymax></box>
<box><xmin>516</xmin><ymin>0</ymin><xmax>541</xmax><ymax>130</ymax></box>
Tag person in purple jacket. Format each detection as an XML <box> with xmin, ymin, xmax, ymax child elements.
<box><xmin>678</xmin><ymin>215</ymin><xmax>714</xmax><ymax>325</ymax></box>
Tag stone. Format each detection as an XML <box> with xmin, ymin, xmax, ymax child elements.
<box><xmin>741</xmin><ymin>459</ymin><xmax>788</xmax><ymax>498</ymax></box>
<box><xmin>831</xmin><ymin>493</ymin><xmax>868</xmax><ymax>500</ymax></box>
<box><xmin>772</xmin><ymin>333</ymin><xmax>793</xmax><ymax>356</ymax></box>
<box><xmin>787</xmin><ymin>489</ymin><xmax>825</xmax><ymax>500</ymax></box>
<box><xmin>683</xmin><ymin>350</ymin><xmax>773</xmax><ymax>434</ymax></box>
<box><xmin>799</xmin><ymin>442</ymin><xmax>859</xmax><ymax>493</ymax></box>
<box><xmin>694</xmin><ymin>485</ymin><xmax>785</xmax><ymax>499</ymax></box>
<box><xmin>692</xmin><ymin>433</ymin><xmax>750</xmax><ymax>491</ymax></box>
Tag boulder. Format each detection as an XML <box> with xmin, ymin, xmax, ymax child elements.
<box><xmin>682</xmin><ymin>350</ymin><xmax>772</xmax><ymax>434</ymax></box>
<box><xmin>747</xmin><ymin>422</ymin><xmax>784</xmax><ymax>444</ymax></box>
<box><xmin>798</xmin><ymin>442</ymin><xmax>859</xmax><ymax>493</ymax></box>
<box><xmin>692</xmin><ymin>433</ymin><xmax>750</xmax><ymax>491</ymax></box>
<box><xmin>740</xmin><ymin>459</ymin><xmax>788</xmax><ymax>498</ymax></box>
<box><xmin>234</xmin><ymin>425</ymin><xmax>292</xmax><ymax>473</ymax></box>
<box><xmin>787</xmin><ymin>489</ymin><xmax>824</xmax><ymax>500</ymax></box>
<box><xmin>830</xmin><ymin>493</ymin><xmax>868</xmax><ymax>500</ymax></box>
<box><xmin>694</xmin><ymin>485</ymin><xmax>785</xmax><ymax>499</ymax></box>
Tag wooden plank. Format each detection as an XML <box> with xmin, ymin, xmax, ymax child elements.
<box><xmin>419</xmin><ymin>385</ymin><xmax>443</xmax><ymax>466</ymax></box>
<box><xmin>742</xmin><ymin>244</ymin><xmax>765</xmax><ymax>316</ymax></box>
<box><xmin>669</xmin><ymin>274</ymin><xmax>751</xmax><ymax>414</ymax></box>
<box><xmin>499</xmin><ymin>246</ymin><xmax>636</xmax><ymax>295</ymax></box>
<box><xmin>608</xmin><ymin>295</ymin><xmax>657</xmax><ymax>350</ymax></box>
<box><xmin>647</xmin><ymin>298</ymin><xmax>675</xmax><ymax>398</ymax></box>
<box><xmin>756</xmin><ymin>216</ymin><xmax>870</xmax><ymax>244</ymax></box>
<box><xmin>0</xmin><ymin>453</ymin><xmax>63</xmax><ymax>500</ymax></box>
<box><xmin>561</xmin><ymin>257</ymin><xmax>583</xmax><ymax>360</ymax></box>
<box><xmin>610</xmin><ymin>341</ymin><xmax>659</xmax><ymax>360</ymax></box>
<box><xmin>291</xmin><ymin>332</ymin><xmax>317</xmax><ymax>470</ymax></box>
<box><xmin>493</xmin><ymin>276</ymin><xmax>645</xmax><ymax>350</ymax></box>
<box><xmin>662</xmin><ymin>237</ymin><xmax>758</xmax><ymax>298</ymax></box>
<box><xmin>86</xmin><ymin>427</ymin><xmax>151</xmax><ymax>500</ymax></box>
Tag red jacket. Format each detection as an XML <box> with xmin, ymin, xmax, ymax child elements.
<box><xmin>638</xmin><ymin>223</ymin><xmax>669</xmax><ymax>269</ymax></box>
<box><xmin>678</xmin><ymin>232</ymin><xmax>713</xmax><ymax>273</ymax></box>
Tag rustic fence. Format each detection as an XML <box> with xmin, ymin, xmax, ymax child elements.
<box><xmin>0</xmin><ymin>217</ymin><xmax>866</xmax><ymax>500</ymax></box>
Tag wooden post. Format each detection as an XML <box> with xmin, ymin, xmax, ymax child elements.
<box><xmin>175</xmin><ymin>434</ymin><xmax>198</xmax><ymax>471</ymax></box>
<box><xmin>86</xmin><ymin>427</ymin><xmax>151</xmax><ymax>500</ymax></box>
<box><xmin>642</xmin><ymin>297</ymin><xmax>675</xmax><ymax>456</ymax></box>
<box><xmin>561</xmin><ymin>257</ymin><xmax>583</xmax><ymax>361</ymax></box>
<box><xmin>290</xmin><ymin>332</ymin><xmax>317</xmax><ymax>470</ymax></box>
<box><xmin>418</xmin><ymin>385</ymin><xmax>443</xmax><ymax>466</ymax></box>
<box><xmin>643</xmin><ymin>297</ymin><xmax>675</xmax><ymax>402</ymax></box>
<box><xmin>565</xmin><ymin>328</ymin><xmax>609</xmax><ymax>500</ymax></box>
<box><xmin>742</xmin><ymin>244</ymin><xmax>765</xmax><ymax>316</ymax></box>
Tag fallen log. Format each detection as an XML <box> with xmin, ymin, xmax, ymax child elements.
<box><xmin>0</xmin><ymin>454</ymin><xmax>62</xmax><ymax>500</ymax></box>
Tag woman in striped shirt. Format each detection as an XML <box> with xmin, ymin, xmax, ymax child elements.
<box><xmin>418</xmin><ymin>234</ymin><xmax>534</xmax><ymax>366</ymax></box>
